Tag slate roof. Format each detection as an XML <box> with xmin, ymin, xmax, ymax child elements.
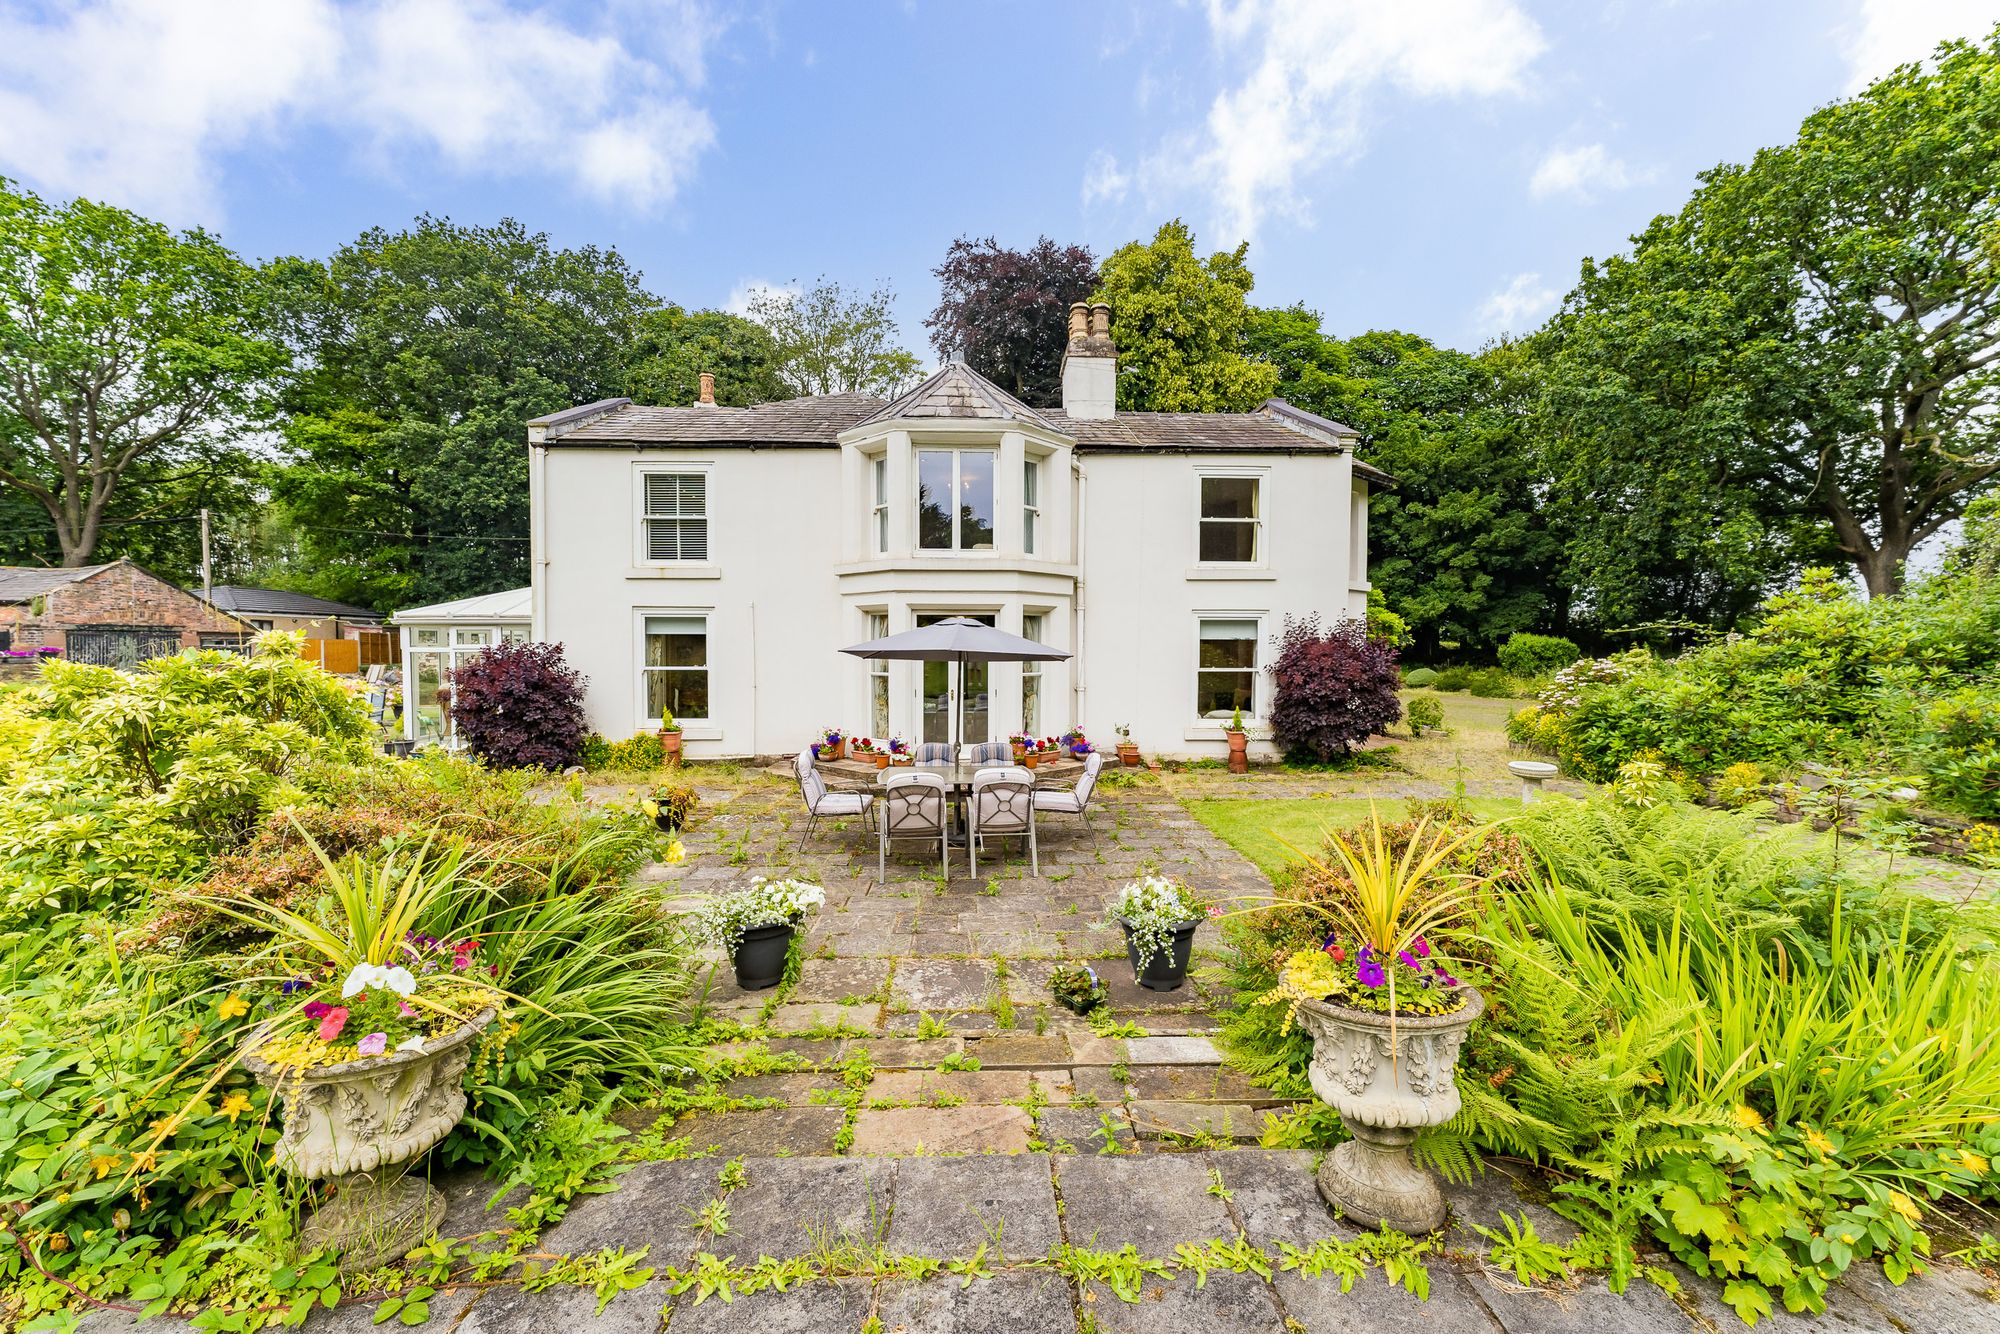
<box><xmin>206</xmin><ymin>586</ymin><xmax>381</xmax><ymax>620</ymax></box>
<box><xmin>0</xmin><ymin>563</ymin><xmax>113</xmax><ymax>603</ymax></box>
<box><xmin>539</xmin><ymin>393</ymin><xmax>885</xmax><ymax>445</ymax></box>
<box><xmin>855</xmin><ymin>362</ymin><xmax>1053</xmax><ymax>429</ymax></box>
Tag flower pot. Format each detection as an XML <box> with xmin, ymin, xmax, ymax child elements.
<box><xmin>653</xmin><ymin>812</ymin><xmax>681</xmax><ymax>833</ymax></box>
<box><xmin>1294</xmin><ymin>988</ymin><xmax>1485</xmax><ymax>1233</ymax></box>
<box><xmin>1023</xmin><ymin>752</ymin><xmax>1039</xmax><ymax>770</ymax></box>
<box><xmin>731</xmin><ymin>922</ymin><xmax>795</xmax><ymax>991</ymax></box>
<box><xmin>382</xmin><ymin>739</ymin><xmax>416</xmax><ymax>759</ymax></box>
<box><xmin>1119</xmin><ymin>917</ymin><xmax>1199</xmax><ymax>991</ymax></box>
<box><xmin>1226</xmin><ymin>729</ymin><xmax>1249</xmax><ymax>775</ymax></box>
<box><xmin>874</xmin><ymin>752</ymin><xmax>891</xmax><ymax>769</ymax></box>
<box><xmin>242</xmin><ymin>1008</ymin><xmax>496</xmax><ymax>1272</ymax></box>
<box><xmin>822</xmin><ymin>739</ymin><xmax>845</xmax><ymax>762</ymax></box>
<box><xmin>1055</xmin><ymin>988</ymin><xmax>1104</xmax><ymax>1016</ymax></box>
<box><xmin>1117</xmin><ymin>742</ymin><xmax>1140</xmax><ymax>768</ymax></box>
<box><xmin>660</xmin><ymin>730</ymin><xmax>683</xmax><ymax>764</ymax></box>
<box><xmin>1071</xmin><ymin>745</ymin><xmax>1091</xmax><ymax>759</ymax></box>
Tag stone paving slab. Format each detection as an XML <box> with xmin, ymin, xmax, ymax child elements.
<box><xmin>837</xmin><ymin>1036</ymin><xmax>963</xmax><ymax>1066</ymax></box>
<box><xmin>1039</xmin><ymin>1105</ymin><xmax>1137</xmax><ymax>1153</ymax></box>
<box><xmin>1834</xmin><ymin>1257</ymin><xmax>2000</xmax><ymax>1331</ymax></box>
<box><xmin>1129</xmin><ymin>1099</ymin><xmax>1263</xmax><ymax>1140</ymax></box>
<box><xmin>670</xmin><ymin>1105</ymin><xmax>845</xmax><ymax>1156</ymax></box>
<box><xmin>457</xmin><ymin>1279</ymin><xmax>668</xmax><ymax>1334</ymax></box>
<box><xmin>882</xmin><ymin>1155</ymin><xmax>1062</xmax><ymax>1257</ymax></box>
<box><xmin>875</xmin><ymin>1272</ymin><xmax>1075</xmax><ymax>1333</ymax></box>
<box><xmin>433</xmin><ymin>1167</ymin><xmax>528</xmax><ymax>1240</ymax></box>
<box><xmin>1081</xmin><ymin>1269</ymin><xmax>1287</xmax><ymax>1334</ymax></box>
<box><xmin>1056</xmin><ymin>1153</ymin><xmax>1235</xmax><ymax>1249</ymax></box>
<box><xmin>969</xmin><ymin>1033</ymin><xmax>1072</xmax><ymax>1066</ymax></box>
<box><xmin>665</xmin><ymin>1276</ymin><xmax>873</xmax><ymax>1331</ymax></box>
<box><xmin>1127</xmin><ymin>1034</ymin><xmax>1222</xmax><ymax>1063</ymax></box>
<box><xmin>849</xmin><ymin>1103</ymin><xmax>1034</xmax><ymax>1155</ymax></box>
<box><xmin>1204</xmin><ymin>1149</ymin><xmax>1328</xmax><ymax>1249</ymax></box>
<box><xmin>888</xmin><ymin>958</ymin><xmax>1004</xmax><ymax>1010</ymax></box>
<box><xmin>1272</xmin><ymin>1265</ymin><xmax>1500</xmax><ymax>1333</ymax></box>
<box><xmin>867</xmin><ymin>1068</ymin><xmax>1038</xmax><ymax>1104</ymax></box>
<box><xmin>785</xmin><ymin>959</ymin><xmax>896</xmax><ymax>1002</ymax></box>
<box><xmin>719</xmin><ymin>1072</ymin><xmax>836</xmax><ymax>1105</ymax></box>
<box><xmin>539</xmin><ymin>1158</ymin><xmax>723</xmax><ymax>1261</ymax></box>
<box><xmin>718</xmin><ymin>1156</ymin><xmax>896</xmax><ymax>1261</ymax></box>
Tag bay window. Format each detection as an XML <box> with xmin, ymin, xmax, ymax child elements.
<box><xmin>917</xmin><ymin>448</ymin><xmax>995</xmax><ymax>550</ymax></box>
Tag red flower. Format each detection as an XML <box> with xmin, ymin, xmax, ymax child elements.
<box><xmin>1325</xmin><ymin>945</ymin><xmax>1346</xmax><ymax>962</ymax></box>
<box><xmin>317</xmin><ymin>1006</ymin><xmax>349</xmax><ymax>1041</ymax></box>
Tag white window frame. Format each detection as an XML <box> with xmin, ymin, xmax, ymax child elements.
<box><xmin>871</xmin><ymin>456</ymin><xmax>889</xmax><ymax>555</ymax></box>
<box><xmin>915</xmin><ymin>447</ymin><xmax>998</xmax><ymax>552</ymax></box>
<box><xmin>1023</xmin><ymin>457</ymin><xmax>1041</xmax><ymax>556</ymax></box>
<box><xmin>1194</xmin><ymin>468</ymin><xmax>1266</xmax><ymax>567</ymax></box>
<box><xmin>865</xmin><ymin>611</ymin><xmax>890</xmax><ymax>737</ymax></box>
<box><xmin>633</xmin><ymin>461</ymin><xmax>714</xmax><ymax>565</ymax></box>
<box><xmin>636</xmin><ymin>609</ymin><xmax>712</xmax><ymax>728</ymax></box>
<box><xmin>1021</xmin><ymin>612</ymin><xmax>1045</xmax><ymax>733</ymax></box>
<box><xmin>1193</xmin><ymin>613</ymin><xmax>1264</xmax><ymax>723</ymax></box>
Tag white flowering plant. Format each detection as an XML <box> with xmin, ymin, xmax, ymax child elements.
<box><xmin>1111</xmin><ymin>875</ymin><xmax>1214</xmax><ymax>969</ymax></box>
<box><xmin>686</xmin><ymin>876</ymin><xmax>826</xmax><ymax>954</ymax></box>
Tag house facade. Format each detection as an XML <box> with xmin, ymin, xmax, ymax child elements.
<box><xmin>529</xmin><ymin>303</ymin><xmax>1387</xmax><ymax>761</ymax></box>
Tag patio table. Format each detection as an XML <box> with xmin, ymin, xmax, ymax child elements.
<box><xmin>818</xmin><ymin>754</ymin><xmax>1089</xmax><ymax>845</ymax></box>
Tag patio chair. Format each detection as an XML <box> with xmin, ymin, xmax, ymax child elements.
<box><xmin>879</xmin><ymin>770</ymin><xmax>949</xmax><ymax>881</ymax></box>
<box><xmin>960</xmin><ymin>741</ymin><xmax>1011</xmax><ymax>767</ymax></box>
<box><xmin>794</xmin><ymin>749</ymin><xmax>874</xmax><ymax>851</ymax></box>
<box><xmin>968</xmin><ymin>765</ymin><xmax>1037</xmax><ymax>877</ymax></box>
<box><xmin>1034</xmin><ymin>751</ymin><xmax>1105</xmax><ymax>834</ymax></box>
<box><xmin>912</xmin><ymin>742</ymin><xmax>953</xmax><ymax>765</ymax></box>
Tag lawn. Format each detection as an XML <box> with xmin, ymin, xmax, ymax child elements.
<box><xmin>1187</xmin><ymin>794</ymin><xmax>1519</xmax><ymax>877</ymax></box>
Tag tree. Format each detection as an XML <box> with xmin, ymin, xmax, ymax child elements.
<box><xmin>1244</xmin><ymin>308</ymin><xmax>1565</xmax><ymax>654</ymax></box>
<box><xmin>925</xmin><ymin>235</ymin><xmax>1096</xmax><ymax>406</ymax></box>
<box><xmin>1539</xmin><ymin>30</ymin><xmax>2000</xmax><ymax>600</ymax></box>
<box><xmin>746</xmin><ymin>278</ymin><xmax>921</xmax><ymax>398</ymax></box>
<box><xmin>624</xmin><ymin>305</ymin><xmax>793</xmax><ymax>406</ymax></box>
<box><xmin>0</xmin><ymin>180</ymin><xmax>286</xmax><ymax>567</ymax></box>
<box><xmin>268</xmin><ymin>216</ymin><xmax>652</xmax><ymax>609</ymax></box>
<box><xmin>1266</xmin><ymin>615</ymin><xmax>1402</xmax><ymax>760</ymax></box>
<box><xmin>448</xmin><ymin>640</ymin><xmax>588</xmax><ymax>770</ymax></box>
<box><xmin>1094</xmin><ymin>220</ymin><xmax>1277</xmax><ymax>412</ymax></box>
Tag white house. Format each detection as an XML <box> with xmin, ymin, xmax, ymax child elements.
<box><xmin>528</xmin><ymin>302</ymin><xmax>1389</xmax><ymax>761</ymax></box>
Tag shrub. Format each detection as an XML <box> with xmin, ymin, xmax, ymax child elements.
<box><xmin>448</xmin><ymin>640</ymin><xmax>588</xmax><ymax>770</ymax></box>
<box><xmin>1432</xmin><ymin>666</ymin><xmax>1472</xmax><ymax>691</ymax></box>
<box><xmin>1403</xmin><ymin>667</ymin><xmax>1439</xmax><ymax>687</ymax></box>
<box><xmin>591</xmin><ymin>731</ymin><xmax>665</xmax><ymax>770</ymax></box>
<box><xmin>1713</xmin><ymin>760</ymin><xmax>1767</xmax><ymax>809</ymax></box>
<box><xmin>1267</xmin><ymin>615</ymin><xmax>1403</xmax><ymax>760</ymax></box>
<box><xmin>1405</xmin><ymin>692</ymin><xmax>1445</xmax><ymax>736</ymax></box>
<box><xmin>1463</xmin><ymin>667</ymin><xmax>1518</xmax><ymax>698</ymax></box>
<box><xmin>1496</xmin><ymin>632</ymin><xmax>1582</xmax><ymax>678</ymax></box>
<box><xmin>1365</xmin><ymin>589</ymin><xmax>1410</xmax><ymax>649</ymax></box>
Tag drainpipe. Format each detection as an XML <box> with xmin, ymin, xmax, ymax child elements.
<box><xmin>749</xmin><ymin>601</ymin><xmax>760</xmax><ymax>761</ymax></box>
<box><xmin>529</xmin><ymin>441</ymin><xmax>549</xmax><ymax>643</ymax></box>
<box><xmin>1072</xmin><ymin>457</ymin><xmax>1087</xmax><ymax>734</ymax></box>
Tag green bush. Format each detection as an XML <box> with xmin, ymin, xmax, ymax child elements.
<box><xmin>1432</xmin><ymin>666</ymin><xmax>1473</xmax><ymax>691</ymax></box>
<box><xmin>1497</xmin><ymin>632</ymin><xmax>1582</xmax><ymax>678</ymax></box>
<box><xmin>1463</xmin><ymin>667</ymin><xmax>1518</xmax><ymax>698</ymax></box>
<box><xmin>589</xmin><ymin>731</ymin><xmax>665</xmax><ymax>770</ymax></box>
<box><xmin>1402</xmin><ymin>667</ymin><xmax>1439</xmax><ymax>687</ymax></box>
<box><xmin>1405</xmin><ymin>692</ymin><xmax>1445</xmax><ymax>735</ymax></box>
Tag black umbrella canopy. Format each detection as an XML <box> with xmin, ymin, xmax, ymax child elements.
<box><xmin>838</xmin><ymin>616</ymin><xmax>1070</xmax><ymax>663</ymax></box>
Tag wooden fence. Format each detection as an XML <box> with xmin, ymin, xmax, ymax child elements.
<box><xmin>298</xmin><ymin>633</ymin><xmax>398</xmax><ymax>675</ymax></box>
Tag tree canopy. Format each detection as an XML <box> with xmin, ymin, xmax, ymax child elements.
<box><xmin>925</xmin><ymin>235</ymin><xmax>1096</xmax><ymax>407</ymax></box>
<box><xmin>1094</xmin><ymin>220</ymin><xmax>1278</xmax><ymax>412</ymax></box>
<box><xmin>623</xmin><ymin>305</ymin><xmax>793</xmax><ymax>407</ymax></box>
<box><xmin>746</xmin><ymin>278</ymin><xmax>921</xmax><ymax>398</ymax></box>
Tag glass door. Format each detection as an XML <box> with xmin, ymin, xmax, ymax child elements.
<box><xmin>916</xmin><ymin>613</ymin><xmax>994</xmax><ymax>745</ymax></box>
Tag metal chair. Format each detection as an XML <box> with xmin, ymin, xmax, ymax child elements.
<box><xmin>912</xmin><ymin>742</ymin><xmax>953</xmax><ymax>765</ymax></box>
<box><xmin>879</xmin><ymin>770</ymin><xmax>949</xmax><ymax>881</ymax></box>
<box><xmin>960</xmin><ymin>741</ymin><xmax>1011</xmax><ymax>767</ymax></box>
<box><xmin>794</xmin><ymin>749</ymin><xmax>874</xmax><ymax>851</ymax></box>
<box><xmin>1033</xmin><ymin>751</ymin><xmax>1105</xmax><ymax>834</ymax></box>
<box><xmin>968</xmin><ymin>764</ymin><xmax>1037</xmax><ymax>877</ymax></box>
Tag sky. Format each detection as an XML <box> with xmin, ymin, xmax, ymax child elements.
<box><xmin>0</xmin><ymin>0</ymin><xmax>1994</xmax><ymax>359</ymax></box>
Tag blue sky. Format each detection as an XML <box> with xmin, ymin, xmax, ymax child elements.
<box><xmin>0</xmin><ymin>0</ymin><xmax>1992</xmax><ymax>357</ymax></box>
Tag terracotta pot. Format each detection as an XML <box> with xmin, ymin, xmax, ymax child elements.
<box><xmin>1117</xmin><ymin>742</ymin><xmax>1141</xmax><ymax>768</ymax></box>
<box><xmin>242</xmin><ymin>1009</ymin><xmax>496</xmax><ymax>1271</ymax></box>
<box><xmin>874</xmin><ymin>752</ymin><xmax>891</xmax><ymax>769</ymax></box>
<box><xmin>1012</xmin><ymin>744</ymin><xmax>1028</xmax><ymax>763</ymax></box>
<box><xmin>891</xmin><ymin>754</ymin><xmax>912</xmax><ymax>765</ymax></box>
<box><xmin>1023</xmin><ymin>751</ymin><xmax>1039</xmax><ymax>770</ymax></box>
<box><xmin>1226</xmin><ymin>729</ymin><xmax>1249</xmax><ymax>775</ymax></box>
<box><xmin>1294</xmin><ymin>988</ymin><xmax>1484</xmax><ymax>1232</ymax></box>
<box><xmin>823</xmin><ymin>739</ymin><xmax>845</xmax><ymax>761</ymax></box>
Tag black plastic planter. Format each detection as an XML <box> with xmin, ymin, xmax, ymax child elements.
<box><xmin>731</xmin><ymin>922</ymin><xmax>794</xmax><ymax>991</ymax></box>
<box><xmin>1121</xmin><ymin>918</ymin><xmax>1199</xmax><ymax>992</ymax></box>
<box><xmin>654</xmin><ymin>813</ymin><xmax>681</xmax><ymax>834</ymax></box>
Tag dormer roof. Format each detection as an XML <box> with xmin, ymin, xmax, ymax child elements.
<box><xmin>854</xmin><ymin>362</ymin><xmax>1054</xmax><ymax>431</ymax></box>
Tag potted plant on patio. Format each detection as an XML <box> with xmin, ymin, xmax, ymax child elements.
<box><xmin>1225</xmin><ymin>708</ymin><xmax>1249</xmax><ymax>774</ymax></box>
<box><xmin>818</xmin><ymin>726</ymin><xmax>845</xmax><ymax>762</ymax></box>
<box><xmin>202</xmin><ymin>837</ymin><xmax>506</xmax><ymax>1272</ymax></box>
<box><xmin>851</xmin><ymin>736</ymin><xmax>881</xmax><ymax>767</ymax></box>
<box><xmin>1050</xmin><ymin>963</ymin><xmax>1108</xmax><ymax>1015</ymax></box>
<box><xmin>642</xmin><ymin>779</ymin><xmax>699</xmax><ymax>832</ymax></box>
<box><xmin>1115</xmin><ymin>723</ymin><xmax>1140</xmax><ymax>768</ymax></box>
<box><xmin>1010</xmin><ymin>731</ymin><xmax>1034</xmax><ymax>763</ymax></box>
<box><xmin>686</xmin><ymin>876</ymin><xmax>827</xmax><ymax>991</ymax></box>
<box><xmin>887</xmin><ymin>736</ymin><xmax>911</xmax><ymax>765</ymax></box>
<box><xmin>1063</xmin><ymin>728</ymin><xmax>1092</xmax><ymax>758</ymax></box>
<box><xmin>1112</xmin><ymin>875</ymin><xmax>1213</xmax><ymax>992</ymax></box>
<box><xmin>658</xmin><ymin>709</ymin><xmax>683</xmax><ymax>764</ymax></box>
<box><xmin>1257</xmin><ymin>810</ymin><xmax>1487</xmax><ymax>1233</ymax></box>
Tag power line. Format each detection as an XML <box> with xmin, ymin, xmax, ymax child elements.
<box><xmin>4</xmin><ymin>512</ymin><xmax>529</xmax><ymax>543</ymax></box>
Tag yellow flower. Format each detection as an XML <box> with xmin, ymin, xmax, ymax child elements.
<box><xmin>217</xmin><ymin>994</ymin><xmax>249</xmax><ymax>1021</ymax></box>
<box><xmin>1960</xmin><ymin>1149</ymin><xmax>1989</xmax><ymax>1175</ymax></box>
<box><xmin>91</xmin><ymin>1153</ymin><xmax>119</xmax><ymax>1180</ymax></box>
<box><xmin>220</xmin><ymin>1092</ymin><xmax>253</xmax><ymax>1122</ymax></box>
<box><xmin>664</xmin><ymin>838</ymin><xmax>687</xmax><ymax>865</ymax></box>
<box><xmin>129</xmin><ymin>1149</ymin><xmax>159</xmax><ymax>1174</ymax></box>
<box><xmin>1889</xmin><ymin>1191</ymin><xmax>1922</xmax><ymax>1225</ymax></box>
<box><xmin>1732</xmin><ymin>1104</ymin><xmax>1764</xmax><ymax>1131</ymax></box>
<box><xmin>146</xmin><ymin>1114</ymin><xmax>182</xmax><ymax>1141</ymax></box>
<box><xmin>1803</xmin><ymin>1127</ymin><xmax>1836</xmax><ymax>1157</ymax></box>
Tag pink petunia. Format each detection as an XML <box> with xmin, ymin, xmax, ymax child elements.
<box><xmin>317</xmin><ymin>1006</ymin><xmax>349</xmax><ymax>1041</ymax></box>
<box><xmin>355</xmin><ymin>1032</ymin><xmax>388</xmax><ymax>1057</ymax></box>
<box><xmin>398</xmin><ymin>1001</ymin><xmax>417</xmax><ymax>1017</ymax></box>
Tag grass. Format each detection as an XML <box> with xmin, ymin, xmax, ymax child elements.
<box><xmin>1186</xmin><ymin>795</ymin><xmax>1517</xmax><ymax>877</ymax></box>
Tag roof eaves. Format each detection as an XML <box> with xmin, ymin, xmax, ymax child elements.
<box><xmin>527</xmin><ymin>398</ymin><xmax>633</xmax><ymax>443</ymax></box>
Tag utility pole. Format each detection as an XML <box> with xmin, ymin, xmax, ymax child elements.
<box><xmin>199</xmin><ymin>508</ymin><xmax>212</xmax><ymax>604</ymax></box>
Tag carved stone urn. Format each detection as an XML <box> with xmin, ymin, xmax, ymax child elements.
<box><xmin>242</xmin><ymin>1009</ymin><xmax>494</xmax><ymax>1271</ymax></box>
<box><xmin>1295</xmin><ymin>988</ymin><xmax>1484</xmax><ymax>1233</ymax></box>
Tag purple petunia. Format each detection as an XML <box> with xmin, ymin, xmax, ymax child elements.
<box><xmin>1412</xmin><ymin>937</ymin><xmax>1431</xmax><ymax>958</ymax></box>
<box><xmin>280</xmin><ymin>978</ymin><xmax>310</xmax><ymax>995</ymax></box>
<box><xmin>1357</xmin><ymin>958</ymin><xmax>1387</xmax><ymax>989</ymax></box>
<box><xmin>301</xmin><ymin>1000</ymin><xmax>331</xmax><ymax>1019</ymax></box>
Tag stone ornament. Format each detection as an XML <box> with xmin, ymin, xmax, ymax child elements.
<box><xmin>1295</xmin><ymin>988</ymin><xmax>1484</xmax><ymax>1233</ymax></box>
<box><xmin>243</xmin><ymin>1008</ymin><xmax>495</xmax><ymax>1271</ymax></box>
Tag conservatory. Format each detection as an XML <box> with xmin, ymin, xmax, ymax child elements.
<box><xmin>389</xmin><ymin>586</ymin><xmax>531</xmax><ymax>747</ymax></box>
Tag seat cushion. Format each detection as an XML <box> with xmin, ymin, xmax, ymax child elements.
<box><xmin>812</xmin><ymin>792</ymin><xmax>871</xmax><ymax>816</ymax></box>
<box><xmin>1033</xmin><ymin>790</ymin><xmax>1084</xmax><ymax>813</ymax></box>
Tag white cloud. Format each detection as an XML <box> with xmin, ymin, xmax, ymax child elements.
<box><xmin>724</xmin><ymin>278</ymin><xmax>798</xmax><ymax>317</ymax></box>
<box><xmin>0</xmin><ymin>0</ymin><xmax>719</xmax><ymax>224</ymax></box>
<box><xmin>1477</xmin><ymin>272</ymin><xmax>1558</xmax><ymax>336</ymax></box>
<box><xmin>1094</xmin><ymin>0</ymin><xmax>1545</xmax><ymax>242</ymax></box>
<box><xmin>1081</xmin><ymin>150</ymin><xmax>1131</xmax><ymax>208</ymax></box>
<box><xmin>1529</xmin><ymin>143</ymin><xmax>1654</xmax><ymax>202</ymax></box>
<box><xmin>1839</xmin><ymin>0</ymin><xmax>1993</xmax><ymax>92</ymax></box>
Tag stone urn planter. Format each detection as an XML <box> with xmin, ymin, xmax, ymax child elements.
<box><xmin>243</xmin><ymin>1009</ymin><xmax>495</xmax><ymax>1271</ymax></box>
<box><xmin>1295</xmin><ymin>988</ymin><xmax>1484</xmax><ymax>1233</ymax></box>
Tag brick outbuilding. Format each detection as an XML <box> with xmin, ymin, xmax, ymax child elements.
<box><xmin>0</xmin><ymin>559</ymin><xmax>252</xmax><ymax>669</ymax></box>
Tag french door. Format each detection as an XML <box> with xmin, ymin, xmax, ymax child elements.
<box><xmin>916</xmin><ymin>612</ymin><xmax>994</xmax><ymax>745</ymax></box>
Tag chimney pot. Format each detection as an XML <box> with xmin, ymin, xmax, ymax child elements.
<box><xmin>1090</xmin><ymin>303</ymin><xmax>1112</xmax><ymax>341</ymax></box>
<box><xmin>697</xmin><ymin>371</ymin><xmax>715</xmax><ymax>405</ymax></box>
<box><xmin>1067</xmin><ymin>302</ymin><xmax>1090</xmax><ymax>343</ymax></box>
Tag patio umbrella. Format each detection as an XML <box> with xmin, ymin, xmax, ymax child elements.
<box><xmin>839</xmin><ymin>616</ymin><xmax>1071</xmax><ymax>751</ymax></box>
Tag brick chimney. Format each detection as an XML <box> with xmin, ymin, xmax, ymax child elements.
<box><xmin>1061</xmin><ymin>301</ymin><xmax>1116</xmax><ymax>420</ymax></box>
<box><xmin>697</xmin><ymin>371</ymin><xmax>716</xmax><ymax>405</ymax></box>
